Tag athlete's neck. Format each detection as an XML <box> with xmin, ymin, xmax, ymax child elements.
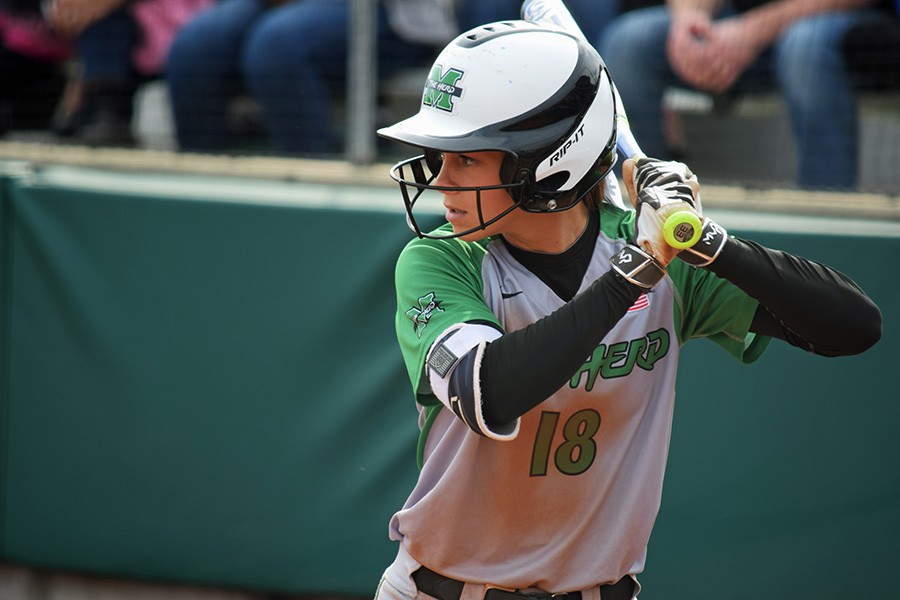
<box><xmin>502</xmin><ymin>202</ymin><xmax>589</xmax><ymax>254</ymax></box>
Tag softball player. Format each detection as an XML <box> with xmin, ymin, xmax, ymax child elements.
<box><xmin>373</xmin><ymin>19</ymin><xmax>881</xmax><ymax>600</ymax></box>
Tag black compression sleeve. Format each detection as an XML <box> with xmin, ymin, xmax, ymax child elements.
<box><xmin>709</xmin><ymin>237</ymin><xmax>882</xmax><ymax>356</ymax></box>
<box><xmin>480</xmin><ymin>270</ymin><xmax>642</xmax><ymax>427</ymax></box>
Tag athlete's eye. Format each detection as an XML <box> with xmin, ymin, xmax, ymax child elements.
<box><xmin>460</xmin><ymin>155</ymin><xmax>476</xmax><ymax>167</ymax></box>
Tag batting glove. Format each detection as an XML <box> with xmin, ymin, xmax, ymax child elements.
<box><xmin>633</xmin><ymin>178</ymin><xmax>701</xmax><ymax>266</ymax></box>
<box><xmin>629</xmin><ymin>158</ymin><xmax>728</xmax><ymax>267</ymax></box>
<box><xmin>632</xmin><ymin>158</ymin><xmax>703</xmax><ymax>214</ymax></box>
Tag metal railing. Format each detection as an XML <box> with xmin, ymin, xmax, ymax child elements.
<box><xmin>346</xmin><ymin>0</ymin><xmax>378</xmax><ymax>165</ymax></box>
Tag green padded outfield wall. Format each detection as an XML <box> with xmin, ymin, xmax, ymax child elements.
<box><xmin>0</xmin><ymin>163</ymin><xmax>898</xmax><ymax>598</ymax></box>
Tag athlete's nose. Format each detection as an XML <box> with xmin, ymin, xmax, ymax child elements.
<box><xmin>432</xmin><ymin>160</ymin><xmax>457</xmax><ymax>191</ymax></box>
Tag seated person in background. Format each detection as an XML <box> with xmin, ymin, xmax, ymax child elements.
<box><xmin>599</xmin><ymin>0</ymin><xmax>888</xmax><ymax>191</ymax></box>
<box><xmin>166</xmin><ymin>0</ymin><xmax>532</xmax><ymax>157</ymax></box>
<box><xmin>46</xmin><ymin>0</ymin><xmax>210</xmax><ymax>146</ymax></box>
<box><xmin>0</xmin><ymin>0</ymin><xmax>72</xmax><ymax>135</ymax></box>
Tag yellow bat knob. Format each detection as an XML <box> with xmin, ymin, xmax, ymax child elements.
<box><xmin>663</xmin><ymin>211</ymin><xmax>703</xmax><ymax>249</ymax></box>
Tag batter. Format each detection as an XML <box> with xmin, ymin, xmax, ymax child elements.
<box><xmin>373</xmin><ymin>18</ymin><xmax>881</xmax><ymax>600</ymax></box>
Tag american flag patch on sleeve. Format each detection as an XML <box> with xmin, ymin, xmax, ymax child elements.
<box><xmin>628</xmin><ymin>293</ymin><xmax>650</xmax><ymax>312</ymax></box>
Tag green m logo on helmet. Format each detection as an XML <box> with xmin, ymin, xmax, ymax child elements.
<box><xmin>423</xmin><ymin>64</ymin><xmax>465</xmax><ymax>112</ymax></box>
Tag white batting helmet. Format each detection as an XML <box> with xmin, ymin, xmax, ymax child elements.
<box><xmin>377</xmin><ymin>20</ymin><xmax>618</xmax><ymax>239</ymax></box>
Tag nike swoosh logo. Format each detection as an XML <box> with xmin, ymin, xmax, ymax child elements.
<box><xmin>501</xmin><ymin>291</ymin><xmax>524</xmax><ymax>299</ymax></box>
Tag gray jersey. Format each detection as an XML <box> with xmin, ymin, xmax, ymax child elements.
<box><xmin>390</xmin><ymin>204</ymin><xmax>768</xmax><ymax>591</ymax></box>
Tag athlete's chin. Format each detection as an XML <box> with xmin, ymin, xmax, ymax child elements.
<box><xmin>445</xmin><ymin>212</ymin><xmax>476</xmax><ymax>237</ymax></box>
<box><xmin>449</xmin><ymin>222</ymin><xmax>474</xmax><ymax>238</ymax></box>
<box><xmin>446</xmin><ymin>211</ymin><xmax>501</xmax><ymax>240</ymax></box>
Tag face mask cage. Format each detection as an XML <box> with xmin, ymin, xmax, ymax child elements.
<box><xmin>387</xmin><ymin>153</ymin><xmax>526</xmax><ymax>240</ymax></box>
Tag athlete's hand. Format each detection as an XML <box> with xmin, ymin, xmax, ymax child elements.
<box><xmin>630</xmin><ymin>157</ymin><xmax>702</xmax><ymax>212</ymax></box>
<box><xmin>623</xmin><ymin>157</ymin><xmax>702</xmax><ymax>265</ymax></box>
<box><xmin>667</xmin><ymin>12</ymin><xmax>762</xmax><ymax>94</ymax></box>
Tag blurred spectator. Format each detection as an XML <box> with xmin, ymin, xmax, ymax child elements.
<box><xmin>165</xmin><ymin>0</ymin><xmax>627</xmax><ymax>157</ymax></box>
<box><xmin>600</xmin><ymin>0</ymin><xmax>886</xmax><ymax>190</ymax></box>
<box><xmin>46</xmin><ymin>0</ymin><xmax>210</xmax><ymax>146</ymax></box>
<box><xmin>842</xmin><ymin>5</ymin><xmax>900</xmax><ymax>90</ymax></box>
<box><xmin>168</xmin><ymin>0</ymin><xmax>620</xmax><ymax>157</ymax></box>
<box><xmin>0</xmin><ymin>0</ymin><xmax>72</xmax><ymax>135</ymax></box>
<box><xmin>168</xmin><ymin>0</ymin><xmax>450</xmax><ymax>155</ymax></box>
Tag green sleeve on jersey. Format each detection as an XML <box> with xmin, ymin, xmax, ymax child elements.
<box><xmin>599</xmin><ymin>202</ymin><xmax>638</xmax><ymax>241</ymax></box>
<box><xmin>667</xmin><ymin>259</ymin><xmax>771</xmax><ymax>363</ymax></box>
<box><xmin>394</xmin><ymin>231</ymin><xmax>503</xmax><ymax>404</ymax></box>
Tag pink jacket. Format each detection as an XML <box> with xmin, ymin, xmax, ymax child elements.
<box><xmin>131</xmin><ymin>0</ymin><xmax>213</xmax><ymax>75</ymax></box>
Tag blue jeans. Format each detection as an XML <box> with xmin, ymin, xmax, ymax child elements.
<box><xmin>599</xmin><ymin>5</ymin><xmax>881</xmax><ymax>189</ymax></box>
<box><xmin>78</xmin><ymin>8</ymin><xmax>137</xmax><ymax>81</ymax></box>
<box><xmin>167</xmin><ymin>0</ymin><xmax>437</xmax><ymax>155</ymax></box>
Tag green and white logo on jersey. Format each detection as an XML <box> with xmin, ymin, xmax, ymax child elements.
<box><xmin>423</xmin><ymin>65</ymin><xmax>464</xmax><ymax>112</ymax></box>
<box><xmin>571</xmin><ymin>328</ymin><xmax>671</xmax><ymax>390</ymax></box>
<box><xmin>405</xmin><ymin>292</ymin><xmax>444</xmax><ymax>338</ymax></box>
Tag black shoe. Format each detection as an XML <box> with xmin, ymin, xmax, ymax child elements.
<box><xmin>74</xmin><ymin>110</ymin><xmax>135</xmax><ymax>147</ymax></box>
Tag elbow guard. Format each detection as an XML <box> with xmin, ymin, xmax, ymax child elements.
<box><xmin>426</xmin><ymin>324</ymin><xmax>519</xmax><ymax>441</ymax></box>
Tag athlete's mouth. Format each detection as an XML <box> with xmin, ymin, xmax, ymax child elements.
<box><xmin>444</xmin><ymin>202</ymin><xmax>467</xmax><ymax>217</ymax></box>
